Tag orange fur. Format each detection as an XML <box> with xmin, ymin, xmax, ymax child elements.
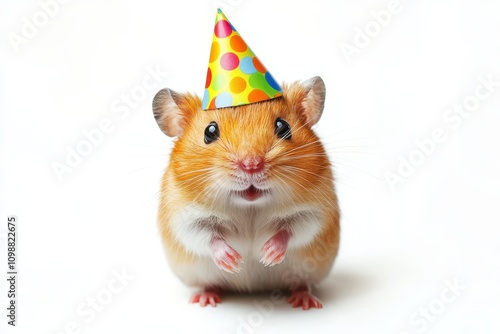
<box><xmin>157</xmin><ymin>80</ymin><xmax>340</xmax><ymax>286</ymax></box>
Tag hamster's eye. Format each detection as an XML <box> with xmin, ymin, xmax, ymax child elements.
<box><xmin>204</xmin><ymin>121</ymin><xmax>220</xmax><ymax>144</ymax></box>
<box><xmin>275</xmin><ymin>117</ymin><xmax>292</xmax><ymax>140</ymax></box>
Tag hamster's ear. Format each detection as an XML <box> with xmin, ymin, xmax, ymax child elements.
<box><xmin>152</xmin><ymin>88</ymin><xmax>186</xmax><ymax>137</ymax></box>
<box><xmin>301</xmin><ymin>76</ymin><xmax>326</xmax><ymax>126</ymax></box>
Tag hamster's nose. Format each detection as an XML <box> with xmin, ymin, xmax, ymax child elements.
<box><xmin>238</xmin><ymin>156</ymin><xmax>265</xmax><ymax>174</ymax></box>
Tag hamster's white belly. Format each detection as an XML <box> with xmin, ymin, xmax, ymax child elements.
<box><xmin>171</xmin><ymin>240</ymin><xmax>326</xmax><ymax>292</ymax></box>
<box><xmin>166</xmin><ymin>204</ymin><xmax>331</xmax><ymax>292</ymax></box>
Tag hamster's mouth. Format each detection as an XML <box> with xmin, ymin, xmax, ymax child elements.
<box><xmin>240</xmin><ymin>185</ymin><xmax>267</xmax><ymax>201</ymax></box>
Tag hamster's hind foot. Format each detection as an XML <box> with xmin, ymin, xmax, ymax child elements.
<box><xmin>190</xmin><ymin>287</ymin><xmax>221</xmax><ymax>307</ymax></box>
<box><xmin>288</xmin><ymin>285</ymin><xmax>323</xmax><ymax>310</ymax></box>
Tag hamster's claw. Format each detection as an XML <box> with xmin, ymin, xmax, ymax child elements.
<box><xmin>259</xmin><ymin>244</ymin><xmax>286</xmax><ymax>267</ymax></box>
<box><xmin>288</xmin><ymin>288</ymin><xmax>323</xmax><ymax>310</ymax></box>
<box><xmin>190</xmin><ymin>290</ymin><xmax>221</xmax><ymax>307</ymax></box>
<box><xmin>216</xmin><ymin>256</ymin><xmax>242</xmax><ymax>273</ymax></box>
<box><xmin>259</xmin><ymin>229</ymin><xmax>290</xmax><ymax>267</ymax></box>
<box><xmin>210</xmin><ymin>237</ymin><xmax>243</xmax><ymax>273</ymax></box>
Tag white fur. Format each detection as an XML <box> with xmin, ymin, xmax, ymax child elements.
<box><xmin>168</xmin><ymin>201</ymin><xmax>327</xmax><ymax>292</ymax></box>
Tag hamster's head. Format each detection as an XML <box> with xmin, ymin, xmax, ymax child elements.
<box><xmin>152</xmin><ymin>77</ymin><xmax>331</xmax><ymax>208</ymax></box>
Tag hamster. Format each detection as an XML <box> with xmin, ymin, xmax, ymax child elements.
<box><xmin>152</xmin><ymin>76</ymin><xmax>340</xmax><ymax>310</ymax></box>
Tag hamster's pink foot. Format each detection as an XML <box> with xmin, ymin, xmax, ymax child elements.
<box><xmin>190</xmin><ymin>288</ymin><xmax>221</xmax><ymax>307</ymax></box>
<box><xmin>260</xmin><ymin>229</ymin><xmax>290</xmax><ymax>266</ymax></box>
<box><xmin>210</xmin><ymin>236</ymin><xmax>243</xmax><ymax>273</ymax></box>
<box><xmin>288</xmin><ymin>286</ymin><xmax>323</xmax><ymax>310</ymax></box>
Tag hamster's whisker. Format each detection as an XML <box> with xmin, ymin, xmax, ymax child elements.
<box><xmin>317</xmin><ymin>124</ymin><xmax>384</xmax><ymax>140</ymax></box>
<box><xmin>322</xmin><ymin>134</ymin><xmax>374</xmax><ymax>144</ymax></box>
<box><xmin>281</xmin><ymin>154</ymin><xmax>373</xmax><ymax>173</ymax></box>
<box><xmin>127</xmin><ymin>161</ymin><xmax>170</xmax><ymax>174</ymax></box>
<box><xmin>189</xmin><ymin>167</ymin><xmax>232</xmax><ymax>208</ymax></box>
<box><xmin>166</xmin><ymin>174</ymin><xmax>218</xmax><ymax>200</ymax></box>
<box><xmin>120</xmin><ymin>154</ymin><xmax>171</xmax><ymax>158</ymax></box>
<box><xmin>277</xmin><ymin>138</ymin><xmax>325</xmax><ymax>157</ymax></box>
<box><xmin>330</xmin><ymin>160</ymin><xmax>382</xmax><ymax>182</ymax></box>
<box><xmin>276</xmin><ymin>162</ymin><xmax>331</xmax><ymax>172</ymax></box>
<box><xmin>173</xmin><ymin>166</ymin><xmax>223</xmax><ymax>178</ymax></box>
<box><xmin>329</xmin><ymin>150</ymin><xmax>377</xmax><ymax>159</ymax></box>
<box><xmin>175</xmin><ymin>173</ymin><xmax>218</xmax><ymax>190</ymax></box>
<box><xmin>280</xmin><ymin>167</ymin><xmax>340</xmax><ymax>212</ymax></box>
<box><xmin>158</xmin><ymin>172</ymin><xmax>221</xmax><ymax>217</ymax></box>
<box><xmin>274</xmin><ymin>169</ymin><xmax>339</xmax><ymax>213</ymax></box>
<box><xmin>208</xmin><ymin>176</ymin><xmax>233</xmax><ymax>213</ymax></box>
<box><xmin>329</xmin><ymin>150</ymin><xmax>379</xmax><ymax>157</ymax></box>
<box><xmin>277</xmin><ymin>153</ymin><xmax>330</xmax><ymax>160</ymax></box>
<box><xmin>274</xmin><ymin>169</ymin><xmax>311</xmax><ymax>194</ymax></box>
<box><xmin>175</xmin><ymin>171</ymin><xmax>233</xmax><ymax>204</ymax></box>
<box><xmin>141</xmin><ymin>189</ymin><xmax>163</xmax><ymax>208</ymax></box>
<box><xmin>119</xmin><ymin>142</ymin><xmax>173</xmax><ymax>150</ymax></box>
<box><xmin>283</xmin><ymin>162</ymin><xmax>368</xmax><ymax>200</ymax></box>
<box><xmin>326</xmin><ymin>144</ymin><xmax>375</xmax><ymax>150</ymax></box>
<box><xmin>280</xmin><ymin>151</ymin><xmax>382</xmax><ymax>185</ymax></box>
<box><xmin>277</xmin><ymin>165</ymin><xmax>341</xmax><ymax>209</ymax></box>
<box><xmin>191</xmin><ymin>178</ymin><xmax>219</xmax><ymax>209</ymax></box>
<box><xmin>269</xmin><ymin>172</ymin><xmax>296</xmax><ymax>206</ymax></box>
<box><xmin>274</xmin><ymin>164</ymin><xmax>334</xmax><ymax>183</ymax></box>
<box><xmin>200</xmin><ymin>175</ymin><xmax>234</xmax><ymax>215</ymax></box>
<box><xmin>215</xmin><ymin>136</ymin><xmax>232</xmax><ymax>152</ymax></box>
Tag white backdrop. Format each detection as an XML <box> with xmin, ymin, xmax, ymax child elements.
<box><xmin>1</xmin><ymin>0</ymin><xmax>500</xmax><ymax>333</ymax></box>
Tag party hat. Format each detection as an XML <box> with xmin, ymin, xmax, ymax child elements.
<box><xmin>202</xmin><ymin>9</ymin><xmax>283</xmax><ymax>110</ymax></box>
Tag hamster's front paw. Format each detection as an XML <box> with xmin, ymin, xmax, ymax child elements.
<box><xmin>210</xmin><ymin>236</ymin><xmax>243</xmax><ymax>273</ymax></box>
<box><xmin>260</xmin><ymin>229</ymin><xmax>290</xmax><ymax>267</ymax></box>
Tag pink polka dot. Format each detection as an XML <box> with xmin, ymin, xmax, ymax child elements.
<box><xmin>220</xmin><ymin>52</ymin><xmax>239</xmax><ymax>70</ymax></box>
<box><xmin>214</xmin><ymin>20</ymin><xmax>232</xmax><ymax>38</ymax></box>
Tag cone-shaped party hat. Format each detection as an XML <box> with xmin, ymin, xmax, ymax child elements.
<box><xmin>202</xmin><ymin>9</ymin><xmax>283</xmax><ymax>110</ymax></box>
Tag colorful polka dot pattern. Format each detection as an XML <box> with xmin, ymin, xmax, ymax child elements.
<box><xmin>202</xmin><ymin>9</ymin><xmax>283</xmax><ymax>110</ymax></box>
